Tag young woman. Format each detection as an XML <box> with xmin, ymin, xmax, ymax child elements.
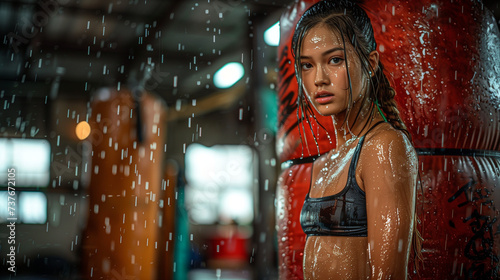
<box><xmin>292</xmin><ymin>1</ymin><xmax>420</xmax><ymax>279</ymax></box>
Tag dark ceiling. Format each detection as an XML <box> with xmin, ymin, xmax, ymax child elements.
<box><xmin>0</xmin><ymin>0</ymin><xmax>290</xmax><ymax>108</ymax></box>
<box><xmin>1</xmin><ymin>0</ymin><xmax>499</xmax><ymax>108</ymax></box>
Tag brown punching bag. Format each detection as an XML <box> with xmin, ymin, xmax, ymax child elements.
<box><xmin>277</xmin><ymin>0</ymin><xmax>500</xmax><ymax>279</ymax></box>
<box><xmin>82</xmin><ymin>88</ymin><xmax>167</xmax><ymax>279</ymax></box>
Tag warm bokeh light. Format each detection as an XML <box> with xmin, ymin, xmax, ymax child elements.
<box><xmin>75</xmin><ymin>121</ymin><xmax>91</xmax><ymax>140</ymax></box>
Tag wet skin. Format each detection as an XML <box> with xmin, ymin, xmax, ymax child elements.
<box><xmin>300</xmin><ymin>24</ymin><xmax>418</xmax><ymax>279</ymax></box>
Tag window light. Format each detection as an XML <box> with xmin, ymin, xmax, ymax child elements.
<box><xmin>185</xmin><ymin>144</ymin><xmax>256</xmax><ymax>225</ymax></box>
<box><xmin>19</xmin><ymin>192</ymin><xmax>47</xmax><ymax>224</ymax></box>
<box><xmin>0</xmin><ymin>139</ymin><xmax>51</xmax><ymax>187</ymax></box>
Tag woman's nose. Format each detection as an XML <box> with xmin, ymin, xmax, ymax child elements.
<box><xmin>314</xmin><ymin>65</ymin><xmax>330</xmax><ymax>86</ymax></box>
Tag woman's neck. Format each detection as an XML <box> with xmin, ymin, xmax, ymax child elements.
<box><xmin>333</xmin><ymin>98</ymin><xmax>382</xmax><ymax>148</ymax></box>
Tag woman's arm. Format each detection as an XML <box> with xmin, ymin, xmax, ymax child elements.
<box><xmin>360</xmin><ymin>129</ymin><xmax>418</xmax><ymax>279</ymax></box>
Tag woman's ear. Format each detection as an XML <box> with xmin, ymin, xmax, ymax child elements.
<box><xmin>368</xmin><ymin>51</ymin><xmax>379</xmax><ymax>76</ymax></box>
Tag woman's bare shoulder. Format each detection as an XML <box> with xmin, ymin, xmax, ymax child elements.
<box><xmin>361</xmin><ymin>123</ymin><xmax>417</xmax><ymax>165</ymax></box>
<box><xmin>358</xmin><ymin>123</ymin><xmax>418</xmax><ymax>193</ymax></box>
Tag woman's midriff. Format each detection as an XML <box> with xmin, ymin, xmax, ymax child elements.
<box><xmin>303</xmin><ymin>235</ymin><xmax>370</xmax><ymax>280</ymax></box>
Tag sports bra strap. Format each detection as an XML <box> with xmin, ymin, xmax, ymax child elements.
<box><xmin>364</xmin><ymin>120</ymin><xmax>387</xmax><ymax>136</ymax></box>
<box><xmin>348</xmin><ymin>120</ymin><xmax>387</xmax><ymax>181</ymax></box>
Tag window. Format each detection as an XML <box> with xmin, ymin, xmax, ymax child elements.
<box><xmin>0</xmin><ymin>139</ymin><xmax>51</xmax><ymax>187</ymax></box>
<box><xmin>19</xmin><ymin>192</ymin><xmax>47</xmax><ymax>224</ymax></box>
<box><xmin>0</xmin><ymin>191</ymin><xmax>47</xmax><ymax>224</ymax></box>
<box><xmin>185</xmin><ymin>144</ymin><xmax>256</xmax><ymax>225</ymax></box>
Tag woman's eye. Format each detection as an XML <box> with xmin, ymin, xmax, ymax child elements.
<box><xmin>329</xmin><ymin>57</ymin><xmax>343</xmax><ymax>64</ymax></box>
<box><xmin>301</xmin><ymin>63</ymin><xmax>312</xmax><ymax>70</ymax></box>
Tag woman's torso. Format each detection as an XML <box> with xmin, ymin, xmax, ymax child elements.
<box><xmin>301</xmin><ymin>123</ymin><xmax>388</xmax><ymax>280</ymax></box>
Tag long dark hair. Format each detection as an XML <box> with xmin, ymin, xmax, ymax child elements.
<box><xmin>291</xmin><ymin>0</ymin><xmax>422</xmax><ymax>272</ymax></box>
<box><xmin>292</xmin><ymin>0</ymin><xmax>410</xmax><ymax>138</ymax></box>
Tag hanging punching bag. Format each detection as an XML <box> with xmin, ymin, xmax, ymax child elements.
<box><xmin>276</xmin><ymin>0</ymin><xmax>500</xmax><ymax>279</ymax></box>
<box><xmin>82</xmin><ymin>88</ymin><xmax>167</xmax><ymax>279</ymax></box>
<box><xmin>364</xmin><ymin>0</ymin><xmax>500</xmax><ymax>278</ymax></box>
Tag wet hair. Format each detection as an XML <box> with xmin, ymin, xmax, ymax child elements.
<box><xmin>292</xmin><ymin>0</ymin><xmax>422</xmax><ymax>272</ymax></box>
<box><xmin>292</xmin><ymin>0</ymin><xmax>410</xmax><ymax>139</ymax></box>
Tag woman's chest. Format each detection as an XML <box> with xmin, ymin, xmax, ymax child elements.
<box><xmin>310</xmin><ymin>147</ymin><xmax>357</xmax><ymax>198</ymax></box>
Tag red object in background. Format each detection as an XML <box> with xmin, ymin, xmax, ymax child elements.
<box><xmin>276</xmin><ymin>0</ymin><xmax>500</xmax><ymax>279</ymax></box>
<box><xmin>276</xmin><ymin>1</ymin><xmax>335</xmax><ymax>164</ymax></box>
<box><xmin>209</xmin><ymin>235</ymin><xmax>247</xmax><ymax>261</ymax></box>
<box><xmin>275</xmin><ymin>1</ymin><xmax>328</xmax><ymax>279</ymax></box>
<box><xmin>364</xmin><ymin>0</ymin><xmax>500</xmax><ymax>278</ymax></box>
<box><xmin>276</xmin><ymin>163</ymin><xmax>314</xmax><ymax>279</ymax></box>
<box><xmin>207</xmin><ymin>227</ymin><xmax>249</xmax><ymax>270</ymax></box>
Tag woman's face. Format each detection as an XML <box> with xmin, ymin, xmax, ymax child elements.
<box><xmin>299</xmin><ymin>24</ymin><xmax>368</xmax><ymax>117</ymax></box>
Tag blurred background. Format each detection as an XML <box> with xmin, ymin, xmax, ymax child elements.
<box><xmin>0</xmin><ymin>0</ymin><xmax>499</xmax><ymax>279</ymax></box>
<box><xmin>0</xmin><ymin>0</ymin><xmax>286</xmax><ymax>279</ymax></box>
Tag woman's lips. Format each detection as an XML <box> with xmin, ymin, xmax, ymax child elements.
<box><xmin>314</xmin><ymin>91</ymin><xmax>334</xmax><ymax>104</ymax></box>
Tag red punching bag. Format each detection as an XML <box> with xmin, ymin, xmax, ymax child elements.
<box><xmin>275</xmin><ymin>1</ymin><xmax>332</xmax><ymax>279</ymax></box>
<box><xmin>364</xmin><ymin>0</ymin><xmax>500</xmax><ymax>278</ymax></box>
<box><xmin>276</xmin><ymin>0</ymin><xmax>500</xmax><ymax>279</ymax></box>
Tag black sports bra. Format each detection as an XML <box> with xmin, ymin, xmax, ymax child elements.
<box><xmin>300</xmin><ymin>121</ymin><xmax>385</xmax><ymax>237</ymax></box>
